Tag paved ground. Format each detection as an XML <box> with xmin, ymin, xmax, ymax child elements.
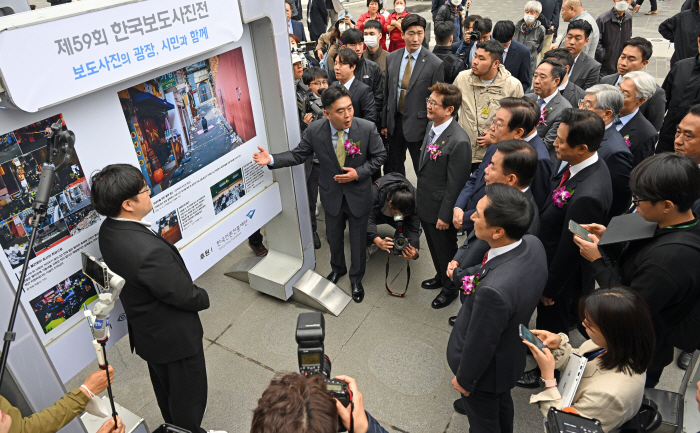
<box><xmin>55</xmin><ymin>0</ymin><xmax>691</xmax><ymax>432</ymax></box>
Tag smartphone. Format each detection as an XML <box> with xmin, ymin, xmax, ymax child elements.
<box><xmin>519</xmin><ymin>324</ymin><xmax>547</xmax><ymax>352</ymax></box>
<box><xmin>568</xmin><ymin>220</ymin><xmax>593</xmax><ymax>242</ymax></box>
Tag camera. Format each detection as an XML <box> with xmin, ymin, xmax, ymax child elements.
<box><xmin>392</xmin><ymin>214</ymin><xmax>408</xmax><ymax>255</ymax></box>
<box><xmin>296</xmin><ymin>81</ymin><xmax>325</xmax><ymax>131</ymax></box>
<box><xmin>467</xmin><ymin>30</ymin><xmax>481</xmax><ymax>43</ymax></box>
<box><xmin>545</xmin><ymin>408</ymin><xmax>603</xmax><ymax>433</ymax></box>
<box><xmin>81</xmin><ymin>252</ymin><xmax>125</xmax><ymax>297</ymax></box>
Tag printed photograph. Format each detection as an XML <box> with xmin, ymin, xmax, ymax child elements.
<box><xmin>117</xmin><ymin>47</ymin><xmax>256</xmax><ymax>198</ymax></box>
<box><xmin>32</xmin><ymin>219</ymin><xmax>71</xmax><ymax>255</ymax></box>
<box><xmin>154</xmin><ymin>210</ymin><xmax>182</xmax><ymax>245</ymax></box>
<box><xmin>210</xmin><ymin>169</ymin><xmax>245</xmax><ymax>216</ymax></box>
<box><xmin>29</xmin><ymin>269</ymin><xmax>99</xmax><ymax>334</ymax></box>
<box><xmin>0</xmin><ymin>215</ymin><xmax>36</xmax><ymax>269</ymax></box>
<box><xmin>65</xmin><ymin>204</ymin><xmax>101</xmax><ymax>236</ymax></box>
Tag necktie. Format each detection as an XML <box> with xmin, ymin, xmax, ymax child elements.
<box><xmin>481</xmin><ymin>250</ymin><xmax>490</xmax><ymax>266</ymax></box>
<box><xmin>613</xmin><ymin>117</ymin><xmax>622</xmax><ymax>129</ymax></box>
<box><xmin>428</xmin><ymin>129</ymin><xmax>436</xmax><ymax>146</ymax></box>
<box><xmin>336</xmin><ymin>130</ymin><xmax>346</xmax><ymax>167</ymax></box>
<box><xmin>537</xmin><ymin>99</ymin><xmax>546</xmax><ymax>110</ymax></box>
<box><xmin>398</xmin><ymin>53</ymin><xmax>413</xmax><ymax>114</ymax></box>
<box><xmin>557</xmin><ymin>166</ymin><xmax>571</xmax><ymax>189</ymax></box>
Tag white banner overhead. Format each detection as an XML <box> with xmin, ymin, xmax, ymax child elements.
<box><xmin>0</xmin><ymin>0</ymin><xmax>244</xmax><ymax>112</ymax></box>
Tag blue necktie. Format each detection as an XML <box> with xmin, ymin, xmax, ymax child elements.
<box><xmin>537</xmin><ymin>99</ymin><xmax>546</xmax><ymax>109</ymax></box>
<box><xmin>613</xmin><ymin>117</ymin><xmax>623</xmax><ymax>130</ymax></box>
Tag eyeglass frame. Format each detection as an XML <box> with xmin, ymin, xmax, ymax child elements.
<box><xmin>631</xmin><ymin>196</ymin><xmax>649</xmax><ymax>207</ymax></box>
<box><xmin>310</xmin><ymin>80</ymin><xmax>328</xmax><ymax>86</ymax></box>
<box><xmin>426</xmin><ymin>97</ymin><xmax>447</xmax><ymax>108</ymax></box>
<box><xmin>137</xmin><ymin>185</ymin><xmax>151</xmax><ymax>195</ymax></box>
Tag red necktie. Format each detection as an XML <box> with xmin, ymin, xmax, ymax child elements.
<box><xmin>481</xmin><ymin>250</ymin><xmax>490</xmax><ymax>266</ymax></box>
<box><xmin>557</xmin><ymin>166</ymin><xmax>571</xmax><ymax>189</ymax></box>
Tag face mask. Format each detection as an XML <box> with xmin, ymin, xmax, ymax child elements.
<box><xmin>81</xmin><ymin>386</ymin><xmax>110</xmax><ymax>418</ymax></box>
<box><xmin>394</xmin><ymin>5</ymin><xmax>405</xmax><ymax>14</ymax></box>
<box><xmin>523</xmin><ymin>14</ymin><xmax>536</xmax><ymax>24</ymax></box>
<box><xmin>338</xmin><ymin>23</ymin><xmax>349</xmax><ymax>33</ymax></box>
<box><xmin>451</xmin><ymin>0</ymin><xmax>461</xmax><ymax>5</ymax></box>
<box><xmin>364</xmin><ymin>35</ymin><xmax>379</xmax><ymax>48</ymax></box>
<box><xmin>614</xmin><ymin>1</ymin><xmax>629</xmax><ymax>11</ymax></box>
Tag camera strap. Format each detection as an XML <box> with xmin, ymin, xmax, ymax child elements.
<box><xmin>385</xmin><ymin>254</ymin><xmax>410</xmax><ymax>297</ymax></box>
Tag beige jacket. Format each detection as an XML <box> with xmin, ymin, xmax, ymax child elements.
<box><xmin>453</xmin><ymin>65</ymin><xmax>524</xmax><ymax>163</ymax></box>
<box><xmin>530</xmin><ymin>336</ymin><xmax>646</xmax><ymax>433</ymax></box>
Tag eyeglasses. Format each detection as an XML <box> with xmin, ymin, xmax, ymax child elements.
<box><xmin>310</xmin><ymin>80</ymin><xmax>328</xmax><ymax>86</ymax></box>
<box><xmin>426</xmin><ymin>98</ymin><xmax>446</xmax><ymax>108</ymax></box>
<box><xmin>490</xmin><ymin>118</ymin><xmax>502</xmax><ymax>130</ymax></box>
<box><xmin>138</xmin><ymin>185</ymin><xmax>151</xmax><ymax>195</ymax></box>
<box><xmin>578</xmin><ymin>99</ymin><xmax>593</xmax><ymax>109</ymax></box>
<box><xmin>631</xmin><ymin>196</ymin><xmax>649</xmax><ymax>207</ymax></box>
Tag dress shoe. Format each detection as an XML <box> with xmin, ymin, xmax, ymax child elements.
<box><xmin>677</xmin><ymin>350</ymin><xmax>693</xmax><ymax>370</ymax></box>
<box><xmin>448</xmin><ymin>316</ymin><xmax>457</xmax><ymax>326</ymax></box>
<box><xmin>326</xmin><ymin>271</ymin><xmax>346</xmax><ymax>284</ymax></box>
<box><xmin>421</xmin><ymin>277</ymin><xmax>443</xmax><ymax>290</ymax></box>
<box><xmin>351</xmin><ymin>282</ymin><xmax>365</xmax><ymax>303</ymax></box>
<box><xmin>313</xmin><ymin>231</ymin><xmax>321</xmax><ymax>249</ymax></box>
<box><xmin>453</xmin><ymin>398</ymin><xmax>466</xmax><ymax>415</ymax></box>
<box><xmin>432</xmin><ymin>291</ymin><xmax>458</xmax><ymax>309</ymax></box>
<box><xmin>516</xmin><ymin>367</ymin><xmax>541</xmax><ymax>388</ymax></box>
<box><xmin>248</xmin><ymin>242</ymin><xmax>268</xmax><ymax>257</ymax></box>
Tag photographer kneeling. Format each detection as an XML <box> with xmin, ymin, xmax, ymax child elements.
<box><xmin>525</xmin><ymin>286</ymin><xmax>655</xmax><ymax>432</ymax></box>
<box><xmin>250</xmin><ymin>373</ymin><xmax>387</xmax><ymax>433</ymax></box>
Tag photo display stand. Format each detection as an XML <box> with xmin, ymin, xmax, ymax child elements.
<box><xmin>0</xmin><ymin>1</ymin><xmax>348</xmax><ymax>431</ymax></box>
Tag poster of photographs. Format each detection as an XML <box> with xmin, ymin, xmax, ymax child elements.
<box><xmin>154</xmin><ymin>210</ymin><xmax>183</xmax><ymax>245</ymax></box>
<box><xmin>210</xmin><ymin>169</ymin><xmax>245</xmax><ymax>215</ymax></box>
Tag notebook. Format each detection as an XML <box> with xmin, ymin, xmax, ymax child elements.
<box><xmin>558</xmin><ymin>352</ymin><xmax>587</xmax><ymax>408</ymax></box>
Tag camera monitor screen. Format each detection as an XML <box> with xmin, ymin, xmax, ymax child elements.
<box><xmin>301</xmin><ymin>353</ymin><xmax>321</xmax><ymax>366</ymax></box>
<box><xmin>326</xmin><ymin>383</ymin><xmax>343</xmax><ymax>392</ymax></box>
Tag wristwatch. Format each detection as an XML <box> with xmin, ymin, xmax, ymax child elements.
<box><xmin>539</xmin><ymin>377</ymin><xmax>557</xmax><ymax>388</ymax></box>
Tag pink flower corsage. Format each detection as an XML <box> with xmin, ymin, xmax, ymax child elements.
<box><xmin>426</xmin><ymin>142</ymin><xmax>443</xmax><ymax>161</ymax></box>
<box><xmin>623</xmin><ymin>135</ymin><xmax>631</xmax><ymax>148</ymax></box>
<box><xmin>538</xmin><ymin>107</ymin><xmax>551</xmax><ymax>126</ymax></box>
<box><xmin>344</xmin><ymin>139</ymin><xmax>362</xmax><ymax>158</ymax></box>
<box><xmin>552</xmin><ymin>186</ymin><xmax>574</xmax><ymax>208</ymax></box>
<box><xmin>461</xmin><ymin>273</ymin><xmax>481</xmax><ymax>295</ymax></box>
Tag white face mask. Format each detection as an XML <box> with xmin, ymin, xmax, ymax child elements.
<box><xmin>614</xmin><ymin>1</ymin><xmax>629</xmax><ymax>11</ymax></box>
<box><xmin>394</xmin><ymin>5</ymin><xmax>405</xmax><ymax>14</ymax></box>
<box><xmin>523</xmin><ymin>14</ymin><xmax>536</xmax><ymax>24</ymax></box>
<box><xmin>451</xmin><ymin>0</ymin><xmax>461</xmax><ymax>5</ymax></box>
<box><xmin>338</xmin><ymin>23</ymin><xmax>349</xmax><ymax>33</ymax></box>
<box><xmin>81</xmin><ymin>386</ymin><xmax>110</xmax><ymax>418</ymax></box>
<box><xmin>364</xmin><ymin>35</ymin><xmax>379</xmax><ymax>48</ymax></box>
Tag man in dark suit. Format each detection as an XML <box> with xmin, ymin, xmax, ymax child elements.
<box><xmin>563</xmin><ymin>20</ymin><xmax>600</xmax><ymax>90</ymax></box>
<box><xmin>525</xmin><ymin>59</ymin><xmax>573</xmax><ymax>162</ymax></box>
<box><xmin>616</xmin><ymin>71</ymin><xmax>659</xmax><ymax>167</ymax></box>
<box><xmin>540</xmin><ymin>0</ymin><xmax>562</xmax><ymax>48</ymax></box>
<box><xmin>417</xmin><ymin>83</ymin><xmax>472</xmax><ymax>309</ymax></box>
<box><xmin>91</xmin><ymin>165</ymin><xmax>211</xmax><ymax>433</ymax></box>
<box><xmin>493</xmin><ymin>20</ymin><xmax>532</xmax><ymax>92</ymax></box>
<box><xmin>285</xmin><ymin>0</ymin><xmax>307</xmax><ymax>42</ymax></box>
<box><xmin>600</xmin><ymin>37</ymin><xmax>666</xmax><ymax>131</ymax></box>
<box><xmin>381</xmin><ymin>14</ymin><xmax>444</xmax><ymax>175</ymax></box>
<box><xmin>306</xmin><ymin>0</ymin><xmax>328</xmax><ymax>42</ymax></box>
<box><xmin>447</xmin><ymin>184</ymin><xmax>548</xmax><ymax>432</ymax></box>
<box><xmin>253</xmin><ymin>86</ymin><xmax>386</xmax><ymax>302</ymax></box>
<box><xmin>334</xmin><ymin>48</ymin><xmax>377</xmax><ymax>124</ymax></box>
<box><xmin>544</xmin><ymin>48</ymin><xmax>586</xmax><ymax>108</ymax></box>
<box><xmin>340</xmin><ymin>29</ymin><xmax>384</xmax><ymax>125</ymax></box>
<box><xmin>580</xmin><ymin>84</ymin><xmax>633</xmax><ymax>217</ymax></box>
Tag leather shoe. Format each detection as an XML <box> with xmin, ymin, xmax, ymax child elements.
<box><xmin>351</xmin><ymin>282</ymin><xmax>364</xmax><ymax>303</ymax></box>
<box><xmin>448</xmin><ymin>316</ymin><xmax>457</xmax><ymax>326</ymax></box>
<box><xmin>313</xmin><ymin>231</ymin><xmax>321</xmax><ymax>249</ymax></box>
<box><xmin>421</xmin><ymin>277</ymin><xmax>443</xmax><ymax>290</ymax></box>
<box><xmin>431</xmin><ymin>291</ymin><xmax>458</xmax><ymax>309</ymax></box>
<box><xmin>677</xmin><ymin>350</ymin><xmax>693</xmax><ymax>370</ymax></box>
<box><xmin>326</xmin><ymin>271</ymin><xmax>346</xmax><ymax>284</ymax></box>
<box><xmin>516</xmin><ymin>367</ymin><xmax>541</xmax><ymax>388</ymax></box>
<box><xmin>453</xmin><ymin>398</ymin><xmax>466</xmax><ymax>415</ymax></box>
<box><xmin>248</xmin><ymin>242</ymin><xmax>268</xmax><ymax>257</ymax></box>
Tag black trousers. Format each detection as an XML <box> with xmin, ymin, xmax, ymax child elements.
<box><xmin>462</xmin><ymin>389</ymin><xmax>514</xmax><ymax>433</ymax></box>
<box><xmin>147</xmin><ymin>346</ymin><xmax>208</xmax><ymax>433</ymax></box>
<box><xmin>325</xmin><ymin>196</ymin><xmax>369</xmax><ymax>284</ymax></box>
<box><xmin>421</xmin><ymin>220</ymin><xmax>458</xmax><ymax>293</ymax></box>
<box><xmin>634</xmin><ymin>0</ymin><xmax>657</xmax><ymax>11</ymax></box>
<box><xmin>307</xmin><ymin>162</ymin><xmax>321</xmax><ymax>232</ymax></box>
<box><xmin>248</xmin><ymin>229</ymin><xmax>263</xmax><ymax>246</ymax></box>
<box><xmin>386</xmin><ymin>113</ymin><xmax>422</xmax><ymax>176</ymax></box>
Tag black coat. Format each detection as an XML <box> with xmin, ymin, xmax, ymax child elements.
<box><xmin>99</xmin><ymin>219</ymin><xmax>210</xmax><ymax>364</ymax></box>
<box><xmin>366</xmin><ymin>173</ymin><xmax>422</xmax><ymax>249</ymax></box>
<box><xmin>618</xmin><ymin>110</ymin><xmax>658</xmax><ymax>167</ymax></box>
<box><xmin>290</xmin><ymin>19</ymin><xmax>307</xmax><ymax>42</ymax></box>
<box><xmin>334</xmin><ymin>79</ymin><xmax>377</xmax><ymax>124</ymax></box>
<box><xmin>597</xmin><ymin>126</ymin><xmax>633</xmax><ymax>218</ymax></box>
<box><xmin>659</xmin><ymin>9</ymin><xmax>700</xmax><ymax>67</ymax></box>
<box><xmin>540</xmin><ymin>0</ymin><xmax>563</xmax><ymax>36</ymax></box>
<box><xmin>307</xmin><ymin>0</ymin><xmax>328</xmax><ymax>42</ymax></box>
<box><xmin>658</xmin><ymin>56</ymin><xmax>700</xmax><ymax>152</ymax></box>
<box><xmin>354</xmin><ymin>58</ymin><xmax>384</xmax><ymax>126</ymax></box>
<box><xmin>503</xmin><ymin>40</ymin><xmax>532</xmax><ymax>92</ymax></box>
<box><xmin>453</xmin><ymin>145</ymin><xmax>494</xmax><ymax>232</ymax></box>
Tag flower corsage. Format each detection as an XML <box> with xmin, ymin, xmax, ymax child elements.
<box><xmin>552</xmin><ymin>186</ymin><xmax>574</xmax><ymax>208</ymax></box>
<box><xmin>426</xmin><ymin>142</ymin><xmax>443</xmax><ymax>161</ymax></box>
<box><xmin>538</xmin><ymin>107</ymin><xmax>551</xmax><ymax>126</ymax></box>
<box><xmin>344</xmin><ymin>139</ymin><xmax>362</xmax><ymax>158</ymax></box>
<box><xmin>461</xmin><ymin>273</ymin><xmax>481</xmax><ymax>295</ymax></box>
<box><xmin>623</xmin><ymin>135</ymin><xmax>631</xmax><ymax>148</ymax></box>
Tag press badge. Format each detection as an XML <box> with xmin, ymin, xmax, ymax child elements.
<box><xmin>481</xmin><ymin>106</ymin><xmax>490</xmax><ymax>118</ymax></box>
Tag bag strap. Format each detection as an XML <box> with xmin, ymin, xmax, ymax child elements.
<box><xmin>385</xmin><ymin>254</ymin><xmax>409</xmax><ymax>297</ymax></box>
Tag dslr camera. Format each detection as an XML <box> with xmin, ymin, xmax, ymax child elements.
<box><xmin>296</xmin><ymin>81</ymin><xmax>325</xmax><ymax>129</ymax></box>
<box><xmin>392</xmin><ymin>214</ymin><xmax>408</xmax><ymax>255</ymax></box>
<box><xmin>466</xmin><ymin>30</ymin><xmax>481</xmax><ymax>43</ymax></box>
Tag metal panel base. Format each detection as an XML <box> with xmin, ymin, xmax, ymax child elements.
<box><xmin>290</xmin><ymin>270</ymin><xmax>351</xmax><ymax>316</ymax></box>
<box><xmin>224</xmin><ymin>257</ymin><xmax>264</xmax><ymax>284</ymax></box>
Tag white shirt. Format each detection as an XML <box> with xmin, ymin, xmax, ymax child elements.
<box><xmin>616</xmin><ymin>109</ymin><xmax>638</xmax><ymax>131</ymax></box>
<box><xmin>538</xmin><ymin>90</ymin><xmax>559</xmax><ymax>107</ymax></box>
<box><xmin>110</xmin><ymin>217</ymin><xmax>156</xmax><ymax>234</ymax></box>
<box><xmin>524</xmin><ymin>131</ymin><xmax>538</xmax><ymax>142</ymax></box>
<box><xmin>485</xmin><ymin>239</ymin><xmax>523</xmax><ymax>263</ymax></box>
<box><xmin>604</xmin><ymin>122</ymin><xmax>613</xmax><ymax>130</ymax></box>
<box><xmin>429</xmin><ymin>117</ymin><xmax>453</xmax><ymax>144</ymax></box>
<box><xmin>343</xmin><ymin>76</ymin><xmax>355</xmax><ymax>90</ymax></box>
<box><xmin>502</xmin><ymin>44</ymin><xmax>510</xmax><ymax>63</ymax></box>
<box><xmin>565</xmin><ymin>152</ymin><xmax>599</xmax><ymax>179</ymax></box>
<box><xmin>558</xmin><ymin>80</ymin><xmax>568</xmax><ymax>92</ymax></box>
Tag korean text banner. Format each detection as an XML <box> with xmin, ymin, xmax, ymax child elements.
<box><xmin>0</xmin><ymin>0</ymin><xmax>243</xmax><ymax>112</ymax></box>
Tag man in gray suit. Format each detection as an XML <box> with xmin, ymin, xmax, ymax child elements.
<box><xmin>526</xmin><ymin>59</ymin><xmax>573</xmax><ymax>163</ymax></box>
<box><xmin>446</xmin><ymin>184</ymin><xmax>548</xmax><ymax>431</ymax></box>
<box><xmin>563</xmin><ymin>20</ymin><xmax>601</xmax><ymax>90</ymax></box>
<box><xmin>253</xmin><ymin>86</ymin><xmax>386</xmax><ymax>303</ymax></box>
<box><xmin>381</xmin><ymin>14</ymin><xmax>444</xmax><ymax>176</ymax></box>
<box><xmin>557</xmin><ymin>0</ymin><xmax>599</xmax><ymax>59</ymax></box>
<box><xmin>544</xmin><ymin>48</ymin><xmax>586</xmax><ymax>108</ymax></box>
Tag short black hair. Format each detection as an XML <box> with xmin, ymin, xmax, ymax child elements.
<box><xmin>567</xmin><ymin>19</ymin><xmax>593</xmax><ymax>39</ymax></box>
<box><xmin>543</xmin><ymin>48</ymin><xmax>574</xmax><ymax>69</ymax></box>
<box><xmin>465</xmin><ymin>14</ymin><xmax>482</xmax><ymax>30</ymax></box>
<box><xmin>492</xmin><ymin>20</ymin><xmax>515</xmax><ymax>44</ymax></box>
<box><xmin>401</xmin><ymin>14</ymin><xmax>427</xmax><ymax>33</ymax></box>
<box><xmin>434</xmin><ymin>21</ymin><xmax>456</xmax><ymax>45</ymax></box>
<box><xmin>494</xmin><ymin>140</ymin><xmax>539</xmax><ymax>188</ymax></box>
<box><xmin>340</xmin><ymin>28</ymin><xmax>364</xmax><ymax>45</ymax></box>
<box><xmin>302</xmin><ymin>67</ymin><xmax>328</xmax><ymax>86</ymax></box>
<box><xmin>363</xmin><ymin>19</ymin><xmax>384</xmax><ymax>34</ymax></box>
<box><xmin>690</xmin><ymin>103</ymin><xmax>700</xmax><ymax>117</ymax></box>
<box><xmin>537</xmin><ymin>58</ymin><xmax>567</xmax><ymax>85</ymax></box>
<box><xmin>499</xmin><ymin>97</ymin><xmax>539</xmax><ymax>133</ymax></box>
<box><xmin>336</xmin><ymin>47</ymin><xmax>360</xmax><ymax>68</ymax></box>
<box><xmin>90</xmin><ymin>164</ymin><xmax>146</xmax><ymax>218</ymax></box>
<box><xmin>630</xmin><ymin>153</ymin><xmax>700</xmax><ymax>212</ymax></box>
<box><xmin>560</xmin><ymin>108</ymin><xmax>604</xmax><ymax>152</ymax></box>
<box><xmin>321</xmin><ymin>85</ymin><xmax>352</xmax><ymax>109</ymax></box>
<box><xmin>366</xmin><ymin>0</ymin><xmax>380</xmax><ymax>6</ymax></box>
<box><xmin>476</xmin><ymin>39</ymin><xmax>504</xmax><ymax>63</ymax></box>
<box><xmin>622</xmin><ymin>37</ymin><xmax>653</xmax><ymax>62</ymax></box>
<box><xmin>388</xmin><ymin>182</ymin><xmax>416</xmax><ymax>215</ymax></box>
<box><xmin>473</xmin><ymin>18</ymin><xmax>493</xmax><ymax>34</ymax></box>
<box><xmin>483</xmin><ymin>183</ymin><xmax>534</xmax><ymax>240</ymax></box>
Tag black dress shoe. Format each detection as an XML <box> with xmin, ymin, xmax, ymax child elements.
<box><xmin>351</xmin><ymin>282</ymin><xmax>364</xmax><ymax>303</ymax></box>
<box><xmin>313</xmin><ymin>231</ymin><xmax>321</xmax><ymax>249</ymax></box>
<box><xmin>516</xmin><ymin>367</ymin><xmax>541</xmax><ymax>389</ymax></box>
<box><xmin>448</xmin><ymin>316</ymin><xmax>457</xmax><ymax>326</ymax></box>
<box><xmin>453</xmin><ymin>398</ymin><xmax>466</xmax><ymax>415</ymax></box>
<box><xmin>432</xmin><ymin>291</ymin><xmax>458</xmax><ymax>309</ymax></box>
<box><xmin>327</xmin><ymin>271</ymin><xmax>346</xmax><ymax>284</ymax></box>
<box><xmin>677</xmin><ymin>350</ymin><xmax>693</xmax><ymax>370</ymax></box>
<box><xmin>421</xmin><ymin>277</ymin><xmax>443</xmax><ymax>290</ymax></box>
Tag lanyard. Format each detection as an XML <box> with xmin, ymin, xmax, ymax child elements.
<box><xmin>662</xmin><ymin>219</ymin><xmax>699</xmax><ymax>230</ymax></box>
<box><xmin>587</xmin><ymin>348</ymin><xmax>606</xmax><ymax>361</ymax></box>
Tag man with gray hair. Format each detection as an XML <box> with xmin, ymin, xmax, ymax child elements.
<box><xmin>556</xmin><ymin>0</ymin><xmax>599</xmax><ymax>60</ymax></box>
<box><xmin>579</xmin><ymin>84</ymin><xmax>633</xmax><ymax>216</ymax></box>
<box><xmin>616</xmin><ymin>71</ymin><xmax>659</xmax><ymax>167</ymax></box>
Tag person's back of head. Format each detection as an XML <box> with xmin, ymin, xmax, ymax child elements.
<box><xmin>630</xmin><ymin>153</ymin><xmax>700</xmax><ymax>213</ymax></box>
<box><xmin>560</xmin><ymin>108</ymin><xmax>605</xmax><ymax>153</ymax></box>
<box><xmin>484</xmin><ymin>183</ymin><xmax>534</xmax><ymax>240</ymax></box>
<box><xmin>250</xmin><ymin>373</ymin><xmax>337</xmax><ymax>433</ymax></box>
<box><xmin>434</xmin><ymin>21</ymin><xmax>456</xmax><ymax>46</ymax></box>
<box><xmin>90</xmin><ymin>164</ymin><xmax>146</xmax><ymax>218</ymax></box>
<box><xmin>492</xmin><ymin>20</ymin><xmax>516</xmax><ymax>44</ymax></box>
<box><xmin>388</xmin><ymin>182</ymin><xmax>416</xmax><ymax>215</ymax></box>
<box><xmin>494</xmin><ymin>140</ymin><xmax>539</xmax><ymax>188</ymax></box>
<box><xmin>544</xmin><ymin>48</ymin><xmax>575</xmax><ymax>70</ymax></box>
